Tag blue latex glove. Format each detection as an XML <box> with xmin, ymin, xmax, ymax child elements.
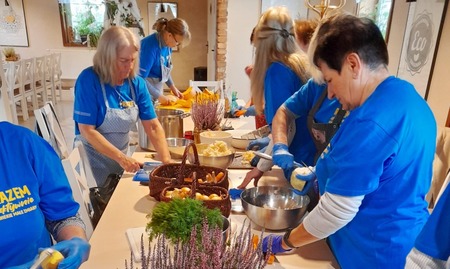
<box><xmin>250</xmin><ymin>146</ymin><xmax>267</xmax><ymax>167</ymax></box>
<box><xmin>244</xmin><ymin>105</ymin><xmax>256</xmax><ymax>116</ymax></box>
<box><xmin>288</xmin><ymin>166</ymin><xmax>316</xmax><ymax>195</ymax></box>
<box><xmin>247</xmin><ymin>136</ymin><xmax>270</xmax><ymax>151</ymax></box>
<box><xmin>272</xmin><ymin>143</ymin><xmax>294</xmax><ymax>170</ymax></box>
<box><xmin>262</xmin><ymin>235</ymin><xmax>290</xmax><ymax>254</ymax></box>
<box><xmin>51</xmin><ymin>237</ymin><xmax>90</xmax><ymax>269</ymax></box>
<box><xmin>229</xmin><ymin>188</ymin><xmax>244</xmax><ymax>200</ymax></box>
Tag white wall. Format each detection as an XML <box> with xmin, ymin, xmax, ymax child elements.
<box><xmin>225</xmin><ymin>0</ymin><xmax>261</xmax><ymax>102</ymax></box>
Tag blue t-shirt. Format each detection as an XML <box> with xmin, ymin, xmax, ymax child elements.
<box><xmin>415</xmin><ymin>183</ymin><xmax>450</xmax><ymax>260</ymax></box>
<box><xmin>315</xmin><ymin>76</ymin><xmax>437</xmax><ymax>268</ymax></box>
<box><xmin>284</xmin><ymin>78</ymin><xmax>342</xmax><ymax>165</ymax></box>
<box><xmin>264</xmin><ymin>62</ymin><xmax>309</xmax><ymax>165</ymax></box>
<box><xmin>73</xmin><ymin>67</ymin><xmax>156</xmax><ymax>135</ymax></box>
<box><xmin>139</xmin><ymin>33</ymin><xmax>172</xmax><ymax>80</ymax></box>
<box><xmin>0</xmin><ymin>122</ymin><xmax>79</xmax><ymax>267</ymax></box>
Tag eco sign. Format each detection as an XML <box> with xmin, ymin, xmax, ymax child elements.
<box><xmin>406</xmin><ymin>12</ymin><xmax>433</xmax><ymax>75</ymax></box>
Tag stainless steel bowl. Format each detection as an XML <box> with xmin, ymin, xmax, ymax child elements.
<box><xmin>166</xmin><ymin>138</ymin><xmax>194</xmax><ymax>159</ymax></box>
<box><xmin>241</xmin><ymin>186</ymin><xmax>310</xmax><ymax>230</ymax></box>
<box><xmin>187</xmin><ymin>143</ymin><xmax>235</xmax><ymax>169</ymax></box>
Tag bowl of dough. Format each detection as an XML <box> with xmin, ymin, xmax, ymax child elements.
<box><xmin>187</xmin><ymin>141</ymin><xmax>235</xmax><ymax>169</ymax></box>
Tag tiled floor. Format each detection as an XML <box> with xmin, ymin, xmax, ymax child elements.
<box><xmin>18</xmin><ymin>100</ymin><xmax>75</xmax><ymax>151</ymax></box>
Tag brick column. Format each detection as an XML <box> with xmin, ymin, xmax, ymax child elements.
<box><xmin>216</xmin><ymin>0</ymin><xmax>228</xmax><ymax>85</ymax></box>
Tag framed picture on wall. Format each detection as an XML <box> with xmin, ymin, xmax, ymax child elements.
<box><xmin>0</xmin><ymin>0</ymin><xmax>29</xmax><ymax>47</ymax></box>
<box><xmin>397</xmin><ymin>0</ymin><xmax>448</xmax><ymax>99</ymax></box>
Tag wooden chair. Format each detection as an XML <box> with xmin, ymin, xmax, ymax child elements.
<box><xmin>51</xmin><ymin>53</ymin><xmax>63</xmax><ymax>102</ymax></box>
<box><xmin>34</xmin><ymin>101</ymin><xmax>69</xmax><ymax>159</ymax></box>
<box><xmin>4</xmin><ymin>61</ymin><xmax>28</xmax><ymax>123</ymax></box>
<box><xmin>44</xmin><ymin>55</ymin><xmax>57</xmax><ymax>104</ymax></box>
<box><xmin>33</xmin><ymin>56</ymin><xmax>48</xmax><ymax>107</ymax></box>
<box><xmin>0</xmin><ymin>62</ymin><xmax>14</xmax><ymax>122</ymax></box>
<box><xmin>61</xmin><ymin>146</ymin><xmax>95</xmax><ymax>238</ymax></box>
<box><xmin>21</xmin><ymin>58</ymin><xmax>37</xmax><ymax>111</ymax></box>
<box><xmin>189</xmin><ymin>80</ymin><xmax>223</xmax><ymax>95</ymax></box>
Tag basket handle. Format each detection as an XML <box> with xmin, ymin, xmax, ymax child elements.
<box><xmin>177</xmin><ymin>142</ymin><xmax>200</xmax><ymax>184</ymax></box>
<box><xmin>189</xmin><ymin>172</ymin><xmax>198</xmax><ymax>199</ymax></box>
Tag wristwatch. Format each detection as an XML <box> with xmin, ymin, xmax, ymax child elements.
<box><xmin>283</xmin><ymin>228</ymin><xmax>298</xmax><ymax>249</ymax></box>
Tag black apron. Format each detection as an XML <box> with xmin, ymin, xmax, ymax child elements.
<box><xmin>305</xmin><ymin>87</ymin><xmax>346</xmax><ymax>211</ymax></box>
<box><xmin>307</xmin><ymin>87</ymin><xmax>346</xmax><ymax>164</ymax></box>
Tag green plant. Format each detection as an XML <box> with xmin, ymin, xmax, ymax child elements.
<box><xmin>146</xmin><ymin>198</ymin><xmax>223</xmax><ymax>244</ymax></box>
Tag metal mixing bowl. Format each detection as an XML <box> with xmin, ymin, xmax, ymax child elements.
<box><xmin>241</xmin><ymin>186</ymin><xmax>310</xmax><ymax>230</ymax></box>
<box><xmin>166</xmin><ymin>138</ymin><xmax>194</xmax><ymax>159</ymax></box>
<box><xmin>187</xmin><ymin>143</ymin><xmax>235</xmax><ymax>169</ymax></box>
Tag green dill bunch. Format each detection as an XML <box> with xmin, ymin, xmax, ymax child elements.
<box><xmin>146</xmin><ymin>198</ymin><xmax>223</xmax><ymax>244</ymax></box>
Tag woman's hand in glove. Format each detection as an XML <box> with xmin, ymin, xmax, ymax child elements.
<box><xmin>52</xmin><ymin>237</ymin><xmax>90</xmax><ymax>269</ymax></box>
<box><xmin>262</xmin><ymin>235</ymin><xmax>291</xmax><ymax>254</ymax></box>
<box><xmin>247</xmin><ymin>137</ymin><xmax>270</xmax><ymax>151</ymax></box>
<box><xmin>244</xmin><ymin>105</ymin><xmax>256</xmax><ymax>116</ymax></box>
<box><xmin>272</xmin><ymin>143</ymin><xmax>294</xmax><ymax>170</ymax></box>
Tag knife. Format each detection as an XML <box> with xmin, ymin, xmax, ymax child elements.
<box><xmin>240</xmin><ymin>125</ymin><xmax>271</xmax><ymax>139</ymax></box>
<box><xmin>253</xmin><ymin>151</ymin><xmax>303</xmax><ymax>168</ymax></box>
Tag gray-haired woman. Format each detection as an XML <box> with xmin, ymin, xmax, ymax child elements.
<box><xmin>74</xmin><ymin>26</ymin><xmax>172</xmax><ymax>187</ymax></box>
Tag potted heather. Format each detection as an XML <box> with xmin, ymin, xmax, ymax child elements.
<box><xmin>125</xmin><ymin>198</ymin><xmax>273</xmax><ymax>268</ymax></box>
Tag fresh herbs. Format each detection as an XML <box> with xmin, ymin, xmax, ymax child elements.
<box><xmin>146</xmin><ymin>198</ymin><xmax>223</xmax><ymax>244</ymax></box>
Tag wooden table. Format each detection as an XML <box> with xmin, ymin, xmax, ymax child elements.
<box><xmin>80</xmin><ymin>117</ymin><xmax>339</xmax><ymax>269</ymax></box>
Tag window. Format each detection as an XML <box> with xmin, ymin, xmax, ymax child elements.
<box><xmin>58</xmin><ymin>0</ymin><xmax>105</xmax><ymax>47</ymax></box>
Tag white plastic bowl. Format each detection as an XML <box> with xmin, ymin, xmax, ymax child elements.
<box><xmin>225</xmin><ymin>129</ymin><xmax>256</xmax><ymax>150</ymax></box>
<box><xmin>199</xmin><ymin>130</ymin><xmax>232</xmax><ymax>147</ymax></box>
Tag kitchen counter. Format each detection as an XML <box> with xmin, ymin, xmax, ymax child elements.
<box><xmin>80</xmin><ymin>116</ymin><xmax>339</xmax><ymax>268</ymax></box>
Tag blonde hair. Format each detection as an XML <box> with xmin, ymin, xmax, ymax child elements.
<box><xmin>251</xmin><ymin>6</ymin><xmax>310</xmax><ymax>114</ymax></box>
<box><xmin>93</xmin><ymin>26</ymin><xmax>140</xmax><ymax>85</ymax></box>
<box><xmin>153</xmin><ymin>18</ymin><xmax>192</xmax><ymax>47</ymax></box>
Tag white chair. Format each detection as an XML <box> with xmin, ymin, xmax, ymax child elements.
<box><xmin>34</xmin><ymin>101</ymin><xmax>69</xmax><ymax>159</ymax></box>
<box><xmin>33</xmin><ymin>56</ymin><xmax>48</xmax><ymax>107</ymax></box>
<box><xmin>44</xmin><ymin>55</ymin><xmax>57</xmax><ymax>104</ymax></box>
<box><xmin>0</xmin><ymin>62</ymin><xmax>14</xmax><ymax>122</ymax></box>
<box><xmin>61</xmin><ymin>146</ymin><xmax>95</xmax><ymax>239</ymax></box>
<box><xmin>51</xmin><ymin>53</ymin><xmax>63</xmax><ymax>102</ymax></box>
<box><xmin>4</xmin><ymin>60</ymin><xmax>28</xmax><ymax>123</ymax></box>
<box><xmin>189</xmin><ymin>80</ymin><xmax>223</xmax><ymax>95</ymax></box>
<box><xmin>21</xmin><ymin>58</ymin><xmax>37</xmax><ymax>111</ymax></box>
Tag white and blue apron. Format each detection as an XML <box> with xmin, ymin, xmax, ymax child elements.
<box><xmin>75</xmin><ymin>81</ymin><xmax>139</xmax><ymax>187</ymax></box>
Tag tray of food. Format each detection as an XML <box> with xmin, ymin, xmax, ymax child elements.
<box><xmin>228</xmin><ymin>151</ymin><xmax>255</xmax><ymax>169</ymax></box>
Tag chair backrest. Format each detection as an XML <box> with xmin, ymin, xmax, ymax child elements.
<box><xmin>21</xmin><ymin>58</ymin><xmax>34</xmax><ymax>92</ymax></box>
<box><xmin>0</xmin><ymin>63</ymin><xmax>14</xmax><ymax>122</ymax></box>
<box><xmin>189</xmin><ymin>80</ymin><xmax>223</xmax><ymax>95</ymax></box>
<box><xmin>61</xmin><ymin>146</ymin><xmax>95</xmax><ymax>239</ymax></box>
<box><xmin>34</xmin><ymin>101</ymin><xmax>69</xmax><ymax>159</ymax></box>
<box><xmin>51</xmin><ymin>53</ymin><xmax>62</xmax><ymax>80</ymax></box>
<box><xmin>34</xmin><ymin>56</ymin><xmax>45</xmax><ymax>88</ymax></box>
<box><xmin>74</xmin><ymin>140</ymin><xmax>97</xmax><ymax>189</ymax></box>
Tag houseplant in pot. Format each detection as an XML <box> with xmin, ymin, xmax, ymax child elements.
<box><xmin>136</xmin><ymin>198</ymin><xmax>273</xmax><ymax>268</ymax></box>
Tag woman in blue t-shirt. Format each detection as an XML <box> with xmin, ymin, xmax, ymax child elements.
<box><xmin>74</xmin><ymin>26</ymin><xmax>172</xmax><ymax>187</ymax></box>
<box><xmin>267</xmin><ymin>14</ymin><xmax>437</xmax><ymax>269</ymax></box>
<box><xmin>139</xmin><ymin>18</ymin><xmax>191</xmax><ymax>105</ymax></box>
<box><xmin>0</xmin><ymin>122</ymin><xmax>90</xmax><ymax>268</ymax></box>
<box><xmin>238</xmin><ymin>6</ymin><xmax>311</xmax><ymax>187</ymax></box>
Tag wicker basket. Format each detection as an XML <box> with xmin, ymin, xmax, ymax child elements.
<box><xmin>149</xmin><ymin>142</ymin><xmax>229</xmax><ymax>201</ymax></box>
<box><xmin>160</xmin><ymin>172</ymin><xmax>231</xmax><ymax>217</ymax></box>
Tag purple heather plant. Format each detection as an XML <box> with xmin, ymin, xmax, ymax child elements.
<box><xmin>124</xmin><ymin>218</ymin><xmax>273</xmax><ymax>269</ymax></box>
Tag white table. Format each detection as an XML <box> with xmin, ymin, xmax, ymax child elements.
<box><xmin>80</xmin><ymin>117</ymin><xmax>339</xmax><ymax>269</ymax></box>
